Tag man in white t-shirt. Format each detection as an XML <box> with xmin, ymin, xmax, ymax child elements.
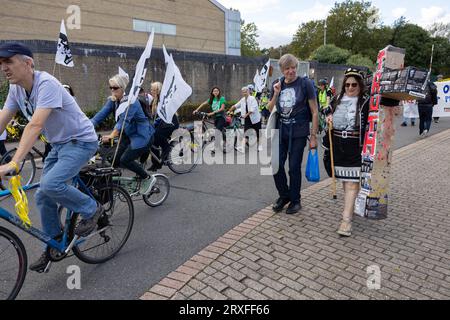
<box><xmin>229</xmin><ymin>86</ymin><xmax>262</xmax><ymax>152</ymax></box>
<box><xmin>0</xmin><ymin>42</ymin><xmax>102</xmax><ymax>272</ymax></box>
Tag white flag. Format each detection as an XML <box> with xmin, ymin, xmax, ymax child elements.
<box><xmin>330</xmin><ymin>77</ymin><xmax>334</xmax><ymax>89</ymax></box>
<box><xmin>118</xmin><ymin>66</ymin><xmax>129</xmax><ymax>81</ymax></box>
<box><xmin>55</xmin><ymin>20</ymin><xmax>74</xmax><ymax>67</ymax></box>
<box><xmin>157</xmin><ymin>45</ymin><xmax>192</xmax><ymax>124</ymax></box>
<box><xmin>116</xmin><ymin>30</ymin><xmax>154</xmax><ymax>120</ymax></box>
<box><xmin>254</xmin><ymin>60</ymin><xmax>271</xmax><ymax>93</ymax></box>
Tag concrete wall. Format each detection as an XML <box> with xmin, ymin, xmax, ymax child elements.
<box><xmin>0</xmin><ymin>40</ymin><xmax>266</xmax><ymax>111</ymax></box>
<box><xmin>0</xmin><ymin>0</ymin><xmax>227</xmax><ymax>55</ymax></box>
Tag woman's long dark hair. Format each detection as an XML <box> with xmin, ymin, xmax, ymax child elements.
<box><xmin>336</xmin><ymin>75</ymin><xmax>366</xmax><ymax>106</ymax></box>
<box><xmin>333</xmin><ymin>75</ymin><xmax>368</xmax><ymax>128</ymax></box>
<box><xmin>208</xmin><ymin>86</ymin><xmax>222</xmax><ymax>105</ymax></box>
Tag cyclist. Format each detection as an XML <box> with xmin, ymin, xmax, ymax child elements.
<box><xmin>0</xmin><ymin>42</ymin><xmax>103</xmax><ymax>272</ymax></box>
<box><xmin>229</xmin><ymin>86</ymin><xmax>263</xmax><ymax>152</ymax></box>
<box><xmin>147</xmin><ymin>81</ymin><xmax>180</xmax><ymax>171</ymax></box>
<box><xmin>90</xmin><ymin>74</ymin><xmax>156</xmax><ymax>193</ymax></box>
<box><xmin>192</xmin><ymin>86</ymin><xmax>227</xmax><ymax>152</ymax></box>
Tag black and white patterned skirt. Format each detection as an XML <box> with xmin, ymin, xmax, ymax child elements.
<box><xmin>332</xmin><ymin>135</ymin><xmax>362</xmax><ymax>183</ymax></box>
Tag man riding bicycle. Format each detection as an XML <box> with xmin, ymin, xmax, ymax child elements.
<box><xmin>0</xmin><ymin>42</ymin><xmax>103</xmax><ymax>272</ymax></box>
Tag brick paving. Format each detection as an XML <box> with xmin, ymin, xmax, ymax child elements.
<box><xmin>141</xmin><ymin>129</ymin><xmax>450</xmax><ymax>300</ymax></box>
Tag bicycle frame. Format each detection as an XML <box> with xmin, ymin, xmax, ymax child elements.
<box><xmin>0</xmin><ymin>176</ymin><xmax>97</xmax><ymax>254</ymax></box>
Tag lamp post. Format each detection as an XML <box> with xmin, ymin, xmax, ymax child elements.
<box><xmin>324</xmin><ymin>17</ymin><xmax>327</xmax><ymax>46</ymax></box>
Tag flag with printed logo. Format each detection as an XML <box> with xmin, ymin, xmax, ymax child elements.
<box><xmin>55</xmin><ymin>20</ymin><xmax>74</xmax><ymax>67</ymax></box>
<box><xmin>253</xmin><ymin>60</ymin><xmax>271</xmax><ymax>93</ymax></box>
<box><xmin>116</xmin><ymin>29</ymin><xmax>154</xmax><ymax>120</ymax></box>
<box><xmin>157</xmin><ymin>45</ymin><xmax>192</xmax><ymax>124</ymax></box>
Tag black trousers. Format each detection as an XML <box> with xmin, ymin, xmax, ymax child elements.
<box><xmin>113</xmin><ymin>138</ymin><xmax>150</xmax><ymax>179</ymax></box>
<box><xmin>418</xmin><ymin>105</ymin><xmax>433</xmax><ymax>134</ymax></box>
<box><xmin>273</xmin><ymin>132</ymin><xmax>308</xmax><ymax>204</ymax></box>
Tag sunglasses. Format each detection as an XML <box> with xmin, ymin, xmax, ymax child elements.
<box><xmin>345</xmin><ymin>83</ymin><xmax>358</xmax><ymax>88</ymax></box>
<box><xmin>110</xmin><ymin>86</ymin><xmax>121</xmax><ymax>91</ymax></box>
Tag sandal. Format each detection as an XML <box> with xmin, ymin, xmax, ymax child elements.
<box><xmin>337</xmin><ymin>218</ymin><xmax>352</xmax><ymax>237</ymax></box>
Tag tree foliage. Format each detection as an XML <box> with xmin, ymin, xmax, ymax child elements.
<box><xmin>285</xmin><ymin>0</ymin><xmax>450</xmax><ymax>76</ymax></box>
<box><xmin>241</xmin><ymin>20</ymin><xmax>261</xmax><ymax>57</ymax></box>
<box><xmin>310</xmin><ymin>45</ymin><xmax>350</xmax><ymax>64</ymax></box>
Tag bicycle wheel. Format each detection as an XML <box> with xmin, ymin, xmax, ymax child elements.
<box><xmin>142</xmin><ymin>174</ymin><xmax>170</xmax><ymax>207</ymax></box>
<box><xmin>0</xmin><ymin>226</ymin><xmax>27</xmax><ymax>300</ymax></box>
<box><xmin>167</xmin><ymin>135</ymin><xmax>201</xmax><ymax>174</ymax></box>
<box><xmin>0</xmin><ymin>148</ymin><xmax>36</xmax><ymax>190</ymax></box>
<box><xmin>71</xmin><ymin>184</ymin><xmax>134</xmax><ymax>264</ymax></box>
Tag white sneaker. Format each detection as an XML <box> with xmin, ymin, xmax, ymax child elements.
<box><xmin>140</xmin><ymin>176</ymin><xmax>156</xmax><ymax>195</ymax></box>
<box><xmin>423</xmin><ymin>129</ymin><xmax>429</xmax><ymax>137</ymax></box>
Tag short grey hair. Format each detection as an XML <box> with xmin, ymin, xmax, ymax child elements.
<box><xmin>241</xmin><ymin>86</ymin><xmax>249</xmax><ymax>92</ymax></box>
<box><xmin>278</xmin><ymin>54</ymin><xmax>298</xmax><ymax>71</ymax></box>
<box><xmin>18</xmin><ymin>54</ymin><xmax>35</xmax><ymax>69</ymax></box>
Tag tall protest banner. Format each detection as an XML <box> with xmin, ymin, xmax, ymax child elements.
<box><xmin>254</xmin><ymin>60</ymin><xmax>271</xmax><ymax>93</ymax></box>
<box><xmin>55</xmin><ymin>20</ymin><xmax>74</xmax><ymax>67</ymax></box>
<box><xmin>433</xmin><ymin>81</ymin><xmax>450</xmax><ymax>118</ymax></box>
<box><xmin>355</xmin><ymin>45</ymin><xmax>405</xmax><ymax>220</ymax></box>
<box><xmin>115</xmin><ymin>29</ymin><xmax>154</xmax><ymax>121</ymax></box>
<box><xmin>157</xmin><ymin>46</ymin><xmax>192</xmax><ymax>124</ymax></box>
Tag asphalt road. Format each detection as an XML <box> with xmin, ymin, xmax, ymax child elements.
<box><xmin>1</xmin><ymin>116</ymin><xmax>448</xmax><ymax>300</ymax></box>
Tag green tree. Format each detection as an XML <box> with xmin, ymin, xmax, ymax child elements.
<box><xmin>310</xmin><ymin>44</ymin><xmax>351</xmax><ymax>64</ymax></box>
<box><xmin>241</xmin><ymin>20</ymin><xmax>261</xmax><ymax>57</ymax></box>
<box><xmin>291</xmin><ymin>20</ymin><xmax>325</xmax><ymax>59</ymax></box>
<box><xmin>326</xmin><ymin>0</ymin><xmax>380</xmax><ymax>54</ymax></box>
<box><xmin>392</xmin><ymin>23</ymin><xmax>433</xmax><ymax>69</ymax></box>
<box><xmin>347</xmin><ymin>54</ymin><xmax>374</xmax><ymax>70</ymax></box>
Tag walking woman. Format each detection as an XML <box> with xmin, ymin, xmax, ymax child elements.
<box><xmin>323</xmin><ymin>68</ymin><xmax>369</xmax><ymax>237</ymax></box>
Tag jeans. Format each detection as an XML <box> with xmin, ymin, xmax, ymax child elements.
<box><xmin>113</xmin><ymin>138</ymin><xmax>149</xmax><ymax>179</ymax></box>
<box><xmin>35</xmin><ymin>140</ymin><xmax>98</xmax><ymax>241</ymax></box>
<box><xmin>273</xmin><ymin>133</ymin><xmax>308</xmax><ymax>204</ymax></box>
<box><xmin>419</xmin><ymin>106</ymin><xmax>433</xmax><ymax>134</ymax></box>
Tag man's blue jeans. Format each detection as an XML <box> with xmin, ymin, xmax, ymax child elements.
<box><xmin>35</xmin><ymin>140</ymin><xmax>98</xmax><ymax>240</ymax></box>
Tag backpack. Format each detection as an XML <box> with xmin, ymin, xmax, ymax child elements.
<box><xmin>137</xmin><ymin>95</ymin><xmax>152</xmax><ymax>120</ymax></box>
<box><xmin>420</xmin><ymin>81</ymin><xmax>438</xmax><ymax>106</ymax></box>
<box><xmin>278</xmin><ymin>76</ymin><xmax>313</xmax><ymax>122</ymax></box>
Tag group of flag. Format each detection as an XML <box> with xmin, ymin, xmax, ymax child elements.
<box><xmin>54</xmin><ymin>20</ymin><xmax>191</xmax><ymax>125</ymax></box>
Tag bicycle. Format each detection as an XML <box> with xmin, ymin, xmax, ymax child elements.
<box><xmin>95</xmin><ymin>139</ymin><xmax>170</xmax><ymax>207</ymax></box>
<box><xmin>0</xmin><ymin>121</ymin><xmax>51</xmax><ymax>189</ymax></box>
<box><xmin>0</xmin><ymin>166</ymin><xmax>134</xmax><ymax>300</ymax></box>
<box><xmin>98</xmin><ymin>130</ymin><xmax>201</xmax><ymax>175</ymax></box>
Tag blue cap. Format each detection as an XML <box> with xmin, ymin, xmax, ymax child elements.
<box><xmin>0</xmin><ymin>42</ymin><xmax>33</xmax><ymax>58</ymax></box>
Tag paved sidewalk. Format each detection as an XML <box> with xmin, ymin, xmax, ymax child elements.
<box><xmin>141</xmin><ymin>129</ymin><xmax>450</xmax><ymax>300</ymax></box>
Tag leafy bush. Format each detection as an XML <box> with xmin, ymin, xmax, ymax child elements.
<box><xmin>347</xmin><ymin>54</ymin><xmax>375</xmax><ymax>71</ymax></box>
<box><xmin>310</xmin><ymin>45</ymin><xmax>351</xmax><ymax>65</ymax></box>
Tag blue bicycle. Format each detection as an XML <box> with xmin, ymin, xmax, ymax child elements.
<box><xmin>0</xmin><ymin>166</ymin><xmax>134</xmax><ymax>300</ymax></box>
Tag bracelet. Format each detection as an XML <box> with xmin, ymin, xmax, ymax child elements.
<box><xmin>9</xmin><ymin>161</ymin><xmax>19</xmax><ymax>173</ymax></box>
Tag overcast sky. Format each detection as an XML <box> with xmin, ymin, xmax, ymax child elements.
<box><xmin>219</xmin><ymin>0</ymin><xmax>450</xmax><ymax>48</ymax></box>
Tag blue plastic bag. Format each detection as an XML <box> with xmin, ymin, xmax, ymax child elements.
<box><xmin>305</xmin><ymin>148</ymin><xmax>320</xmax><ymax>182</ymax></box>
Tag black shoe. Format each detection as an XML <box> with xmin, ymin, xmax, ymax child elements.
<box><xmin>272</xmin><ymin>198</ymin><xmax>290</xmax><ymax>213</ymax></box>
<box><xmin>286</xmin><ymin>202</ymin><xmax>301</xmax><ymax>215</ymax></box>
<box><xmin>147</xmin><ymin>163</ymin><xmax>162</xmax><ymax>171</ymax></box>
<box><xmin>411</xmin><ymin>122</ymin><xmax>415</xmax><ymax>126</ymax></box>
<box><xmin>74</xmin><ymin>203</ymin><xmax>105</xmax><ymax>237</ymax></box>
<box><xmin>29</xmin><ymin>252</ymin><xmax>50</xmax><ymax>273</ymax></box>
<box><xmin>400</xmin><ymin>122</ymin><xmax>407</xmax><ymax>127</ymax></box>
